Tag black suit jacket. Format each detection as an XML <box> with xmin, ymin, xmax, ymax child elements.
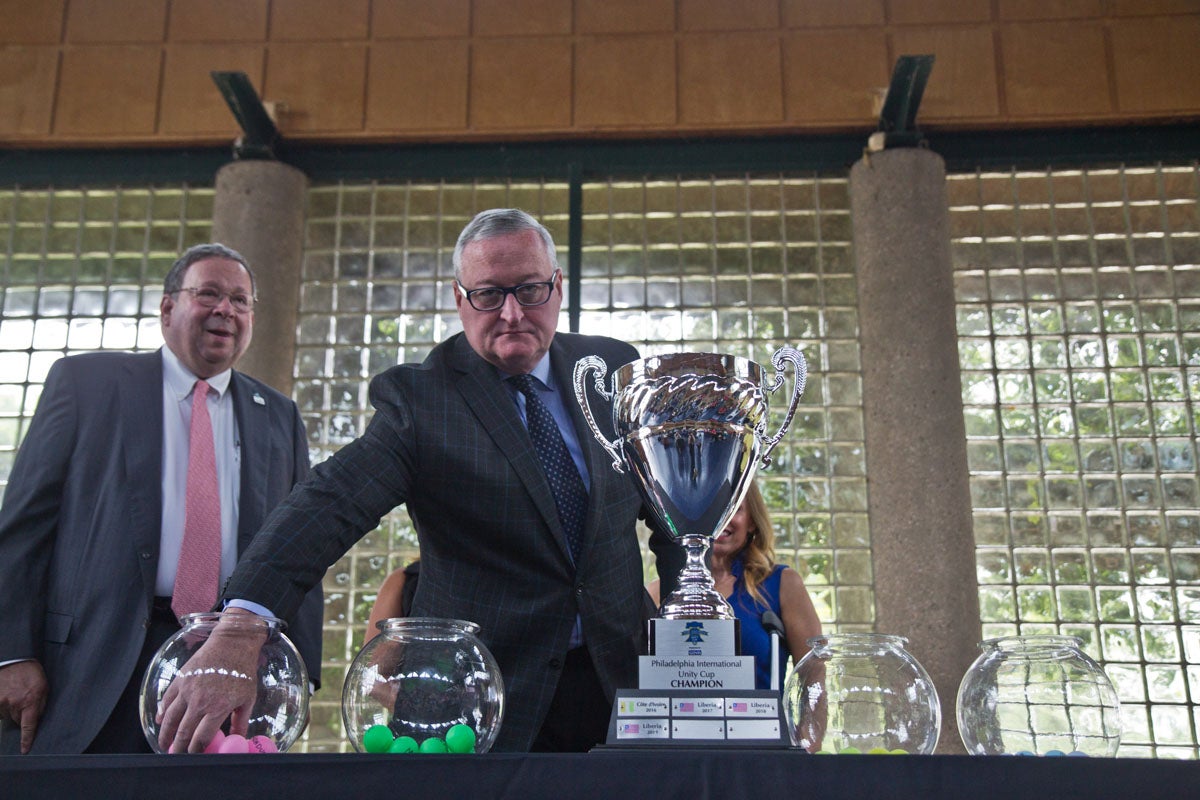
<box><xmin>0</xmin><ymin>350</ymin><xmax>322</xmax><ymax>754</ymax></box>
<box><xmin>225</xmin><ymin>332</ymin><xmax>681</xmax><ymax>751</ymax></box>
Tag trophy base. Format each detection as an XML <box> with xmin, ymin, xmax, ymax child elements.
<box><xmin>647</xmin><ymin>618</ymin><xmax>740</xmax><ymax>657</ymax></box>
<box><xmin>599</xmin><ymin>621</ymin><xmax>790</xmax><ymax>750</ymax></box>
<box><xmin>604</xmin><ymin>689</ymin><xmax>790</xmax><ymax>749</ymax></box>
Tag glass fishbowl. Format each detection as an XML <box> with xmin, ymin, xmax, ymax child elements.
<box><xmin>784</xmin><ymin>633</ymin><xmax>941</xmax><ymax>754</ymax></box>
<box><xmin>957</xmin><ymin>635</ymin><xmax>1121</xmax><ymax>756</ymax></box>
<box><xmin>140</xmin><ymin>612</ymin><xmax>309</xmax><ymax>753</ymax></box>
<box><xmin>342</xmin><ymin>618</ymin><xmax>504</xmax><ymax>753</ymax></box>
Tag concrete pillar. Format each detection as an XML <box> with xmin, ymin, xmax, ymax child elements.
<box><xmin>850</xmin><ymin>147</ymin><xmax>980</xmax><ymax>754</ymax></box>
<box><xmin>211</xmin><ymin>160</ymin><xmax>308</xmax><ymax>395</ymax></box>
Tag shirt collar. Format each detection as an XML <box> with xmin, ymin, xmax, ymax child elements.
<box><xmin>499</xmin><ymin>351</ymin><xmax>553</xmax><ymax>391</ymax></box>
<box><xmin>162</xmin><ymin>346</ymin><xmax>232</xmax><ymax>401</ymax></box>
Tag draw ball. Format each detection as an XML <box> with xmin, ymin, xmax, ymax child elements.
<box><xmin>389</xmin><ymin>736</ymin><xmax>419</xmax><ymax>754</ymax></box>
<box><xmin>362</xmin><ymin>724</ymin><xmax>395</xmax><ymax>754</ymax></box>
<box><xmin>419</xmin><ymin>737</ymin><xmax>449</xmax><ymax>754</ymax></box>
<box><xmin>218</xmin><ymin>734</ymin><xmax>249</xmax><ymax>754</ymax></box>
<box><xmin>444</xmin><ymin>724</ymin><xmax>476</xmax><ymax>754</ymax></box>
<box><xmin>248</xmin><ymin>735</ymin><xmax>279</xmax><ymax>754</ymax></box>
<box><xmin>202</xmin><ymin>730</ymin><xmax>227</xmax><ymax>754</ymax></box>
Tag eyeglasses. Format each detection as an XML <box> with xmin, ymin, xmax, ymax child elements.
<box><xmin>456</xmin><ymin>270</ymin><xmax>559</xmax><ymax>312</ymax></box>
<box><xmin>174</xmin><ymin>286</ymin><xmax>256</xmax><ymax>314</ymax></box>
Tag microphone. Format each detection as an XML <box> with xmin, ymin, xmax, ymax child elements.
<box><xmin>761</xmin><ymin>611</ymin><xmax>785</xmax><ymax>692</ymax></box>
<box><xmin>761</xmin><ymin>611</ymin><xmax>784</xmax><ymax>637</ymax></box>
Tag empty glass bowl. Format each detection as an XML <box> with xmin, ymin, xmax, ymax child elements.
<box><xmin>140</xmin><ymin>612</ymin><xmax>310</xmax><ymax>753</ymax></box>
<box><xmin>784</xmin><ymin>633</ymin><xmax>941</xmax><ymax>754</ymax></box>
<box><xmin>957</xmin><ymin>635</ymin><xmax>1121</xmax><ymax>756</ymax></box>
<box><xmin>342</xmin><ymin>618</ymin><xmax>504</xmax><ymax>753</ymax></box>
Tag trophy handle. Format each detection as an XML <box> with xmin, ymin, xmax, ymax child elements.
<box><xmin>758</xmin><ymin>346</ymin><xmax>808</xmax><ymax>466</ymax></box>
<box><xmin>573</xmin><ymin>356</ymin><xmax>625</xmax><ymax>472</ymax></box>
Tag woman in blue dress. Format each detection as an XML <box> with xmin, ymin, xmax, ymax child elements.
<box><xmin>648</xmin><ymin>481</ymin><xmax>822</xmax><ymax>691</ymax></box>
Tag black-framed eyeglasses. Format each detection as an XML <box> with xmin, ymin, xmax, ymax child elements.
<box><xmin>173</xmin><ymin>286</ymin><xmax>256</xmax><ymax>314</ymax></box>
<box><xmin>456</xmin><ymin>270</ymin><xmax>559</xmax><ymax>312</ymax></box>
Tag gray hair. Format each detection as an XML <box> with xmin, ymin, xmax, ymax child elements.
<box><xmin>163</xmin><ymin>243</ymin><xmax>257</xmax><ymax>297</ymax></box>
<box><xmin>451</xmin><ymin>208</ymin><xmax>558</xmax><ymax>281</ymax></box>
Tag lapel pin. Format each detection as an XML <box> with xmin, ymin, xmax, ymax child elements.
<box><xmin>253</xmin><ymin>392</ymin><xmax>266</xmax><ymax>406</ymax></box>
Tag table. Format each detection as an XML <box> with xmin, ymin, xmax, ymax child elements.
<box><xmin>4</xmin><ymin>750</ymin><xmax>1198</xmax><ymax>800</ymax></box>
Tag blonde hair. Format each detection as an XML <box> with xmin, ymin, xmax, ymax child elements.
<box><xmin>735</xmin><ymin>481</ymin><xmax>777</xmax><ymax>609</ymax></box>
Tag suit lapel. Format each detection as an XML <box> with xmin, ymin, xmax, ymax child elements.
<box><xmin>450</xmin><ymin>336</ymin><xmax>570</xmax><ymax>562</ymax></box>
<box><xmin>120</xmin><ymin>351</ymin><xmax>164</xmax><ymax>595</ymax></box>
<box><xmin>230</xmin><ymin>372</ymin><xmax>266</xmax><ymax>553</ymax></box>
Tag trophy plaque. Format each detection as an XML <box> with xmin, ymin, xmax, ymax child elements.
<box><xmin>574</xmin><ymin>348</ymin><xmax>807</xmax><ymax>747</ymax></box>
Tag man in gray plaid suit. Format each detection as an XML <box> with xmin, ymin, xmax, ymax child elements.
<box><xmin>157</xmin><ymin>208</ymin><xmax>682</xmax><ymax>753</ymax></box>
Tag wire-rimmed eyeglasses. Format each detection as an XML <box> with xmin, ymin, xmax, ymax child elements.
<box><xmin>173</xmin><ymin>286</ymin><xmax>256</xmax><ymax>314</ymax></box>
<box><xmin>456</xmin><ymin>270</ymin><xmax>559</xmax><ymax>312</ymax></box>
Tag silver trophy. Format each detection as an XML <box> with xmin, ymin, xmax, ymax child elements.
<box><xmin>574</xmin><ymin>349</ymin><xmax>807</xmax><ymax>620</ymax></box>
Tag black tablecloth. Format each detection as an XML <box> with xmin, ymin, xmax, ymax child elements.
<box><xmin>5</xmin><ymin>750</ymin><xmax>1199</xmax><ymax>800</ymax></box>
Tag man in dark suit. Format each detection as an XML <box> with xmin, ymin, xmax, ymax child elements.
<box><xmin>0</xmin><ymin>244</ymin><xmax>322</xmax><ymax>754</ymax></box>
<box><xmin>157</xmin><ymin>209</ymin><xmax>681</xmax><ymax>753</ymax></box>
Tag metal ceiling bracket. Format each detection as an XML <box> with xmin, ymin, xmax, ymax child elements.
<box><xmin>211</xmin><ymin>71</ymin><xmax>280</xmax><ymax>160</ymax></box>
<box><xmin>869</xmin><ymin>55</ymin><xmax>935</xmax><ymax>152</ymax></box>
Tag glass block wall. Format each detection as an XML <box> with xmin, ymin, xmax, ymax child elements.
<box><xmin>0</xmin><ymin>186</ymin><xmax>213</xmax><ymax>494</ymax></box>
<box><xmin>949</xmin><ymin>165</ymin><xmax>1200</xmax><ymax>759</ymax></box>
<box><xmin>2</xmin><ymin>163</ymin><xmax>1195</xmax><ymax>758</ymax></box>
<box><xmin>295</xmin><ymin>175</ymin><xmax>862</xmax><ymax>750</ymax></box>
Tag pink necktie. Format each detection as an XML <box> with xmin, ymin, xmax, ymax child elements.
<box><xmin>172</xmin><ymin>380</ymin><xmax>222</xmax><ymax>622</ymax></box>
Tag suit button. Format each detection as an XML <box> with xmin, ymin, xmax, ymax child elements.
<box><xmin>140</xmin><ymin>551</ymin><xmax>152</xmax><ymax>560</ymax></box>
<box><xmin>575</xmin><ymin>585</ymin><xmax>584</xmax><ymax>597</ymax></box>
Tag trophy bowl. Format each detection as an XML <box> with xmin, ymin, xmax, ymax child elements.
<box><xmin>575</xmin><ymin>349</ymin><xmax>806</xmax><ymax>619</ymax></box>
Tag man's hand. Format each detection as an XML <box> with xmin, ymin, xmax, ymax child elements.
<box><xmin>155</xmin><ymin>609</ymin><xmax>266</xmax><ymax>753</ymax></box>
<box><xmin>0</xmin><ymin>660</ymin><xmax>49</xmax><ymax>754</ymax></box>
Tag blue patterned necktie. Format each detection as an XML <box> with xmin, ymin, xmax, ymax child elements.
<box><xmin>510</xmin><ymin>374</ymin><xmax>587</xmax><ymax>561</ymax></box>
